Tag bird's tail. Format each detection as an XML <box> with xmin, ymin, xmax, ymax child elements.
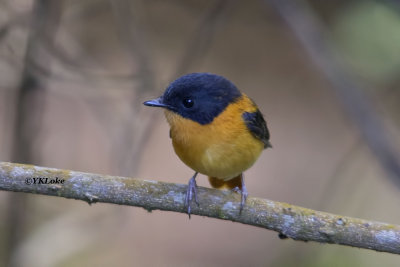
<box><xmin>208</xmin><ymin>174</ymin><xmax>243</xmax><ymax>190</ymax></box>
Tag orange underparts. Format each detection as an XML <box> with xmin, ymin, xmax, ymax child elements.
<box><xmin>208</xmin><ymin>174</ymin><xmax>243</xmax><ymax>190</ymax></box>
<box><xmin>165</xmin><ymin>94</ymin><xmax>264</xmax><ymax>187</ymax></box>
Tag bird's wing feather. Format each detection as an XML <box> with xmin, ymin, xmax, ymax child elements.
<box><xmin>242</xmin><ymin>109</ymin><xmax>271</xmax><ymax>149</ymax></box>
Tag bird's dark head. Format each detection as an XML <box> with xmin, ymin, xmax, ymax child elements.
<box><xmin>143</xmin><ymin>73</ymin><xmax>241</xmax><ymax>124</ymax></box>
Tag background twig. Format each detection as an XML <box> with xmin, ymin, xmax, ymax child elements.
<box><xmin>175</xmin><ymin>0</ymin><xmax>233</xmax><ymax>77</ymax></box>
<box><xmin>1</xmin><ymin>161</ymin><xmax>399</xmax><ymax>255</ymax></box>
<box><xmin>6</xmin><ymin>1</ymin><xmax>62</xmax><ymax>266</ymax></box>
<box><xmin>266</xmin><ymin>0</ymin><xmax>400</xmax><ymax>184</ymax></box>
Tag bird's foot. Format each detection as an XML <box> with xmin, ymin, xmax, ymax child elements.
<box><xmin>185</xmin><ymin>172</ymin><xmax>199</xmax><ymax>218</ymax></box>
<box><xmin>231</xmin><ymin>176</ymin><xmax>248</xmax><ymax>213</ymax></box>
<box><xmin>240</xmin><ymin>184</ymin><xmax>248</xmax><ymax>213</ymax></box>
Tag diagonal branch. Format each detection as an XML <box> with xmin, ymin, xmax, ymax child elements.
<box><xmin>266</xmin><ymin>0</ymin><xmax>400</xmax><ymax>185</ymax></box>
<box><xmin>0</xmin><ymin>161</ymin><xmax>399</xmax><ymax>254</ymax></box>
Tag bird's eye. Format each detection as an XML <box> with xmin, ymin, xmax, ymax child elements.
<box><xmin>182</xmin><ymin>98</ymin><xmax>194</xmax><ymax>108</ymax></box>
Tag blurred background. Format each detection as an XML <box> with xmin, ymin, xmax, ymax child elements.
<box><xmin>0</xmin><ymin>0</ymin><xmax>400</xmax><ymax>266</ymax></box>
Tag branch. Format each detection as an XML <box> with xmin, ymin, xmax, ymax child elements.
<box><xmin>1</xmin><ymin>162</ymin><xmax>399</xmax><ymax>254</ymax></box>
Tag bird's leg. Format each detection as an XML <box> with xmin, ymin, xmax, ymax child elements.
<box><xmin>240</xmin><ymin>174</ymin><xmax>248</xmax><ymax>213</ymax></box>
<box><xmin>230</xmin><ymin>174</ymin><xmax>248</xmax><ymax>213</ymax></box>
<box><xmin>185</xmin><ymin>172</ymin><xmax>199</xmax><ymax>218</ymax></box>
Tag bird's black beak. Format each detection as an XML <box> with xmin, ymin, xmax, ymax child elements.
<box><xmin>143</xmin><ymin>97</ymin><xmax>168</xmax><ymax>108</ymax></box>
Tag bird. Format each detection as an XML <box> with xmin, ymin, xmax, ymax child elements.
<box><xmin>143</xmin><ymin>73</ymin><xmax>271</xmax><ymax>217</ymax></box>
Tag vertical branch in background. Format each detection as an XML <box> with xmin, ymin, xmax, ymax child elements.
<box><xmin>110</xmin><ymin>0</ymin><xmax>156</xmax><ymax>176</ymax></box>
<box><xmin>266</xmin><ymin>0</ymin><xmax>400</xmax><ymax>184</ymax></box>
<box><xmin>111</xmin><ymin>0</ymin><xmax>154</xmax><ymax>96</ymax></box>
<box><xmin>175</xmin><ymin>0</ymin><xmax>233</xmax><ymax>77</ymax></box>
<box><xmin>6</xmin><ymin>1</ymin><xmax>62</xmax><ymax>266</ymax></box>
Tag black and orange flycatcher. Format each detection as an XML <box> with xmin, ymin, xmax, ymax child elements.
<box><xmin>144</xmin><ymin>73</ymin><xmax>271</xmax><ymax>216</ymax></box>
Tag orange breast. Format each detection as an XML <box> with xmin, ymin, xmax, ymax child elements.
<box><xmin>165</xmin><ymin>95</ymin><xmax>264</xmax><ymax>181</ymax></box>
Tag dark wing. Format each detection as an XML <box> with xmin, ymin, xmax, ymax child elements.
<box><xmin>242</xmin><ymin>109</ymin><xmax>272</xmax><ymax>149</ymax></box>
